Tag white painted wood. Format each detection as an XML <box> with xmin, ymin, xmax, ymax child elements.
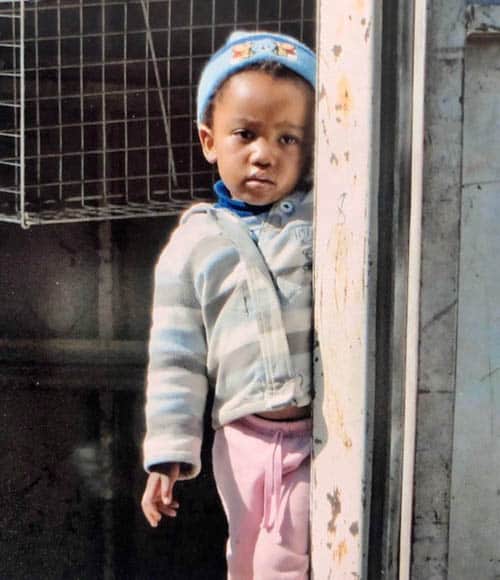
<box><xmin>311</xmin><ymin>1</ymin><xmax>380</xmax><ymax>577</ymax></box>
<box><xmin>448</xmin><ymin>38</ymin><xmax>500</xmax><ymax>580</ymax></box>
<box><xmin>399</xmin><ymin>1</ymin><xmax>427</xmax><ymax>578</ymax></box>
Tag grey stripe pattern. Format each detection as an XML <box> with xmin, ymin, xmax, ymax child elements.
<box><xmin>143</xmin><ymin>190</ymin><xmax>313</xmax><ymax>478</ymax></box>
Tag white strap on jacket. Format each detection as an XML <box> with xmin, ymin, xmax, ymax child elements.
<box><xmin>208</xmin><ymin>208</ymin><xmax>302</xmax><ymax>407</ymax></box>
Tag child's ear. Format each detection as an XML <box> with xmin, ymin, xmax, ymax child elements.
<box><xmin>198</xmin><ymin>124</ymin><xmax>217</xmax><ymax>164</ymax></box>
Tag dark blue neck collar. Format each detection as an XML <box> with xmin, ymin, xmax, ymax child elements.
<box><xmin>213</xmin><ymin>180</ymin><xmax>273</xmax><ymax>217</ymax></box>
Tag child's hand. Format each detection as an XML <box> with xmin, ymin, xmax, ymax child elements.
<box><xmin>141</xmin><ymin>463</ymin><xmax>180</xmax><ymax>527</ymax></box>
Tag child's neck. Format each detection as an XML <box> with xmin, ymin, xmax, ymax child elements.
<box><xmin>213</xmin><ymin>180</ymin><xmax>274</xmax><ymax>217</ymax></box>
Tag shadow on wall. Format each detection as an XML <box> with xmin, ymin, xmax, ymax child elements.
<box><xmin>0</xmin><ymin>219</ymin><xmax>227</xmax><ymax>579</ymax></box>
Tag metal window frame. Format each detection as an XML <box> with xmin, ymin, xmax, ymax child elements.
<box><xmin>0</xmin><ymin>0</ymin><xmax>315</xmax><ymax>228</ymax></box>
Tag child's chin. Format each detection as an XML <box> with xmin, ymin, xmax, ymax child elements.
<box><xmin>247</xmin><ymin>197</ymin><xmax>277</xmax><ymax>206</ymax></box>
<box><xmin>234</xmin><ymin>193</ymin><xmax>274</xmax><ymax>206</ymax></box>
<box><xmin>239</xmin><ymin>189</ymin><xmax>284</xmax><ymax>206</ymax></box>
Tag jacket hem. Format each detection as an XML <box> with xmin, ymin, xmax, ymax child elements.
<box><xmin>213</xmin><ymin>393</ymin><xmax>312</xmax><ymax>430</ymax></box>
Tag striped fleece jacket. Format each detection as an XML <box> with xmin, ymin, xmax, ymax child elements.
<box><xmin>143</xmin><ymin>189</ymin><xmax>313</xmax><ymax>479</ymax></box>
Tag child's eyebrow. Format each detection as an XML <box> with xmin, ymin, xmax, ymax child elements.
<box><xmin>231</xmin><ymin>117</ymin><xmax>306</xmax><ymax>132</ymax></box>
<box><xmin>277</xmin><ymin>123</ymin><xmax>307</xmax><ymax>132</ymax></box>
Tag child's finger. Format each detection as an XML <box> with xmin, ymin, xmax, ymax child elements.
<box><xmin>158</xmin><ymin>502</ymin><xmax>179</xmax><ymax>518</ymax></box>
<box><xmin>141</xmin><ymin>473</ymin><xmax>163</xmax><ymax>523</ymax></box>
<box><xmin>143</xmin><ymin>472</ymin><xmax>161</xmax><ymax>501</ymax></box>
<box><xmin>144</xmin><ymin>505</ymin><xmax>162</xmax><ymax>527</ymax></box>
<box><xmin>161</xmin><ymin>499</ymin><xmax>179</xmax><ymax>509</ymax></box>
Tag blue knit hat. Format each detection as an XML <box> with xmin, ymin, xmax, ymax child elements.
<box><xmin>197</xmin><ymin>30</ymin><xmax>316</xmax><ymax>124</ymax></box>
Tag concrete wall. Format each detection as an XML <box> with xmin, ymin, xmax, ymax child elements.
<box><xmin>411</xmin><ymin>2</ymin><xmax>465</xmax><ymax>578</ymax></box>
<box><xmin>447</xmin><ymin>9</ymin><xmax>500</xmax><ymax>579</ymax></box>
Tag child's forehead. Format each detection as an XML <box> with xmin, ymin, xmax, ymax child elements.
<box><xmin>212</xmin><ymin>71</ymin><xmax>313</xmax><ymax>126</ymax></box>
<box><xmin>215</xmin><ymin>67</ymin><xmax>313</xmax><ymax>102</ymax></box>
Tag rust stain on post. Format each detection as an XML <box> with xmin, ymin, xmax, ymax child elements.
<box><xmin>330</xmin><ymin>397</ymin><xmax>353</xmax><ymax>449</ymax></box>
<box><xmin>355</xmin><ymin>0</ymin><xmax>365</xmax><ymax>13</ymax></box>
<box><xmin>335</xmin><ymin>76</ymin><xmax>353</xmax><ymax>122</ymax></box>
<box><xmin>334</xmin><ymin>539</ymin><xmax>349</xmax><ymax>563</ymax></box>
<box><xmin>333</xmin><ymin>223</ymin><xmax>350</xmax><ymax>305</ymax></box>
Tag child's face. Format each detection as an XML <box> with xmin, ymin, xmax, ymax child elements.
<box><xmin>198</xmin><ymin>70</ymin><xmax>313</xmax><ymax>205</ymax></box>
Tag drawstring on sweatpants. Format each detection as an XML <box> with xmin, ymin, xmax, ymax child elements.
<box><xmin>261</xmin><ymin>430</ymin><xmax>285</xmax><ymax>543</ymax></box>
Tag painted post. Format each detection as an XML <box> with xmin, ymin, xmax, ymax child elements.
<box><xmin>312</xmin><ymin>1</ymin><xmax>381</xmax><ymax>578</ymax></box>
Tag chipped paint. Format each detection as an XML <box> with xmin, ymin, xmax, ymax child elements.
<box><xmin>321</xmin><ymin>119</ymin><xmax>331</xmax><ymax>146</ymax></box>
<box><xmin>330</xmin><ymin>153</ymin><xmax>339</xmax><ymax>166</ymax></box>
<box><xmin>327</xmin><ymin>488</ymin><xmax>342</xmax><ymax>534</ymax></box>
<box><xmin>364</xmin><ymin>19</ymin><xmax>372</xmax><ymax>43</ymax></box>
<box><xmin>312</xmin><ymin>0</ymin><xmax>380</xmax><ymax>578</ymax></box>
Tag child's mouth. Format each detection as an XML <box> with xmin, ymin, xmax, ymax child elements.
<box><xmin>245</xmin><ymin>176</ymin><xmax>274</xmax><ymax>187</ymax></box>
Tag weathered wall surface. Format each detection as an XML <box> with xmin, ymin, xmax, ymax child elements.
<box><xmin>411</xmin><ymin>2</ymin><xmax>465</xmax><ymax>578</ymax></box>
<box><xmin>0</xmin><ymin>219</ymin><xmax>227</xmax><ymax>579</ymax></box>
<box><xmin>447</xmin><ymin>18</ymin><xmax>500</xmax><ymax>580</ymax></box>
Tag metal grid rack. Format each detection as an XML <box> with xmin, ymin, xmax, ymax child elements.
<box><xmin>0</xmin><ymin>0</ymin><xmax>315</xmax><ymax>227</ymax></box>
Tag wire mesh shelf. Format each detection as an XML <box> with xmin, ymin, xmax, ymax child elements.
<box><xmin>0</xmin><ymin>0</ymin><xmax>315</xmax><ymax>227</ymax></box>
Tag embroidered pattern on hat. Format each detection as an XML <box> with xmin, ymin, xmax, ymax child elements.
<box><xmin>231</xmin><ymin>42</ymin><xmax>254</xmax><ymax>62</ymax></box>
<box><xmin>274</xmin><ymin>42</ymin><xmax>298</xmax><ymax>60</ymax></box>
<box><xmin>230</xmin><ymin>39</ymin><xmax>298</xmax><ymax>64</ymax></box>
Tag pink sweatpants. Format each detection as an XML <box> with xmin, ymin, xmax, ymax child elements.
<box><xmin>212</xmin><ymin>414</ymin><xmax>312</xmax><ymax>580</ymax></box>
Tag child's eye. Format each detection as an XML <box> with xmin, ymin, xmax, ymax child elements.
<box><xmin>281</xmin><ymin>134</ymin><xmax>300</xmax><ymax>146</ymax></box>
<box><xmin>234</xmin><ymin>129</ymin><xmax>254</xmax><ymax>141</ymax></box>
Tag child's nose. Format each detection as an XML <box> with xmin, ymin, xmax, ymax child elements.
<box><xmin>250</xmin><ymin>138</ymin><xmax>274</xmax><ymax>167</ymax></box>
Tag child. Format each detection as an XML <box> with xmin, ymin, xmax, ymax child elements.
<box><xmin>141</xmin><ymin>31</ymin><xmax>316</xmax><ymax>579</ymax></box>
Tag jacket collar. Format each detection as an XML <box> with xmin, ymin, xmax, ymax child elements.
<box><xmin>213</xmin><ymin>180</ymin><xmax>273</xmax><ymax>217</ymax></box>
